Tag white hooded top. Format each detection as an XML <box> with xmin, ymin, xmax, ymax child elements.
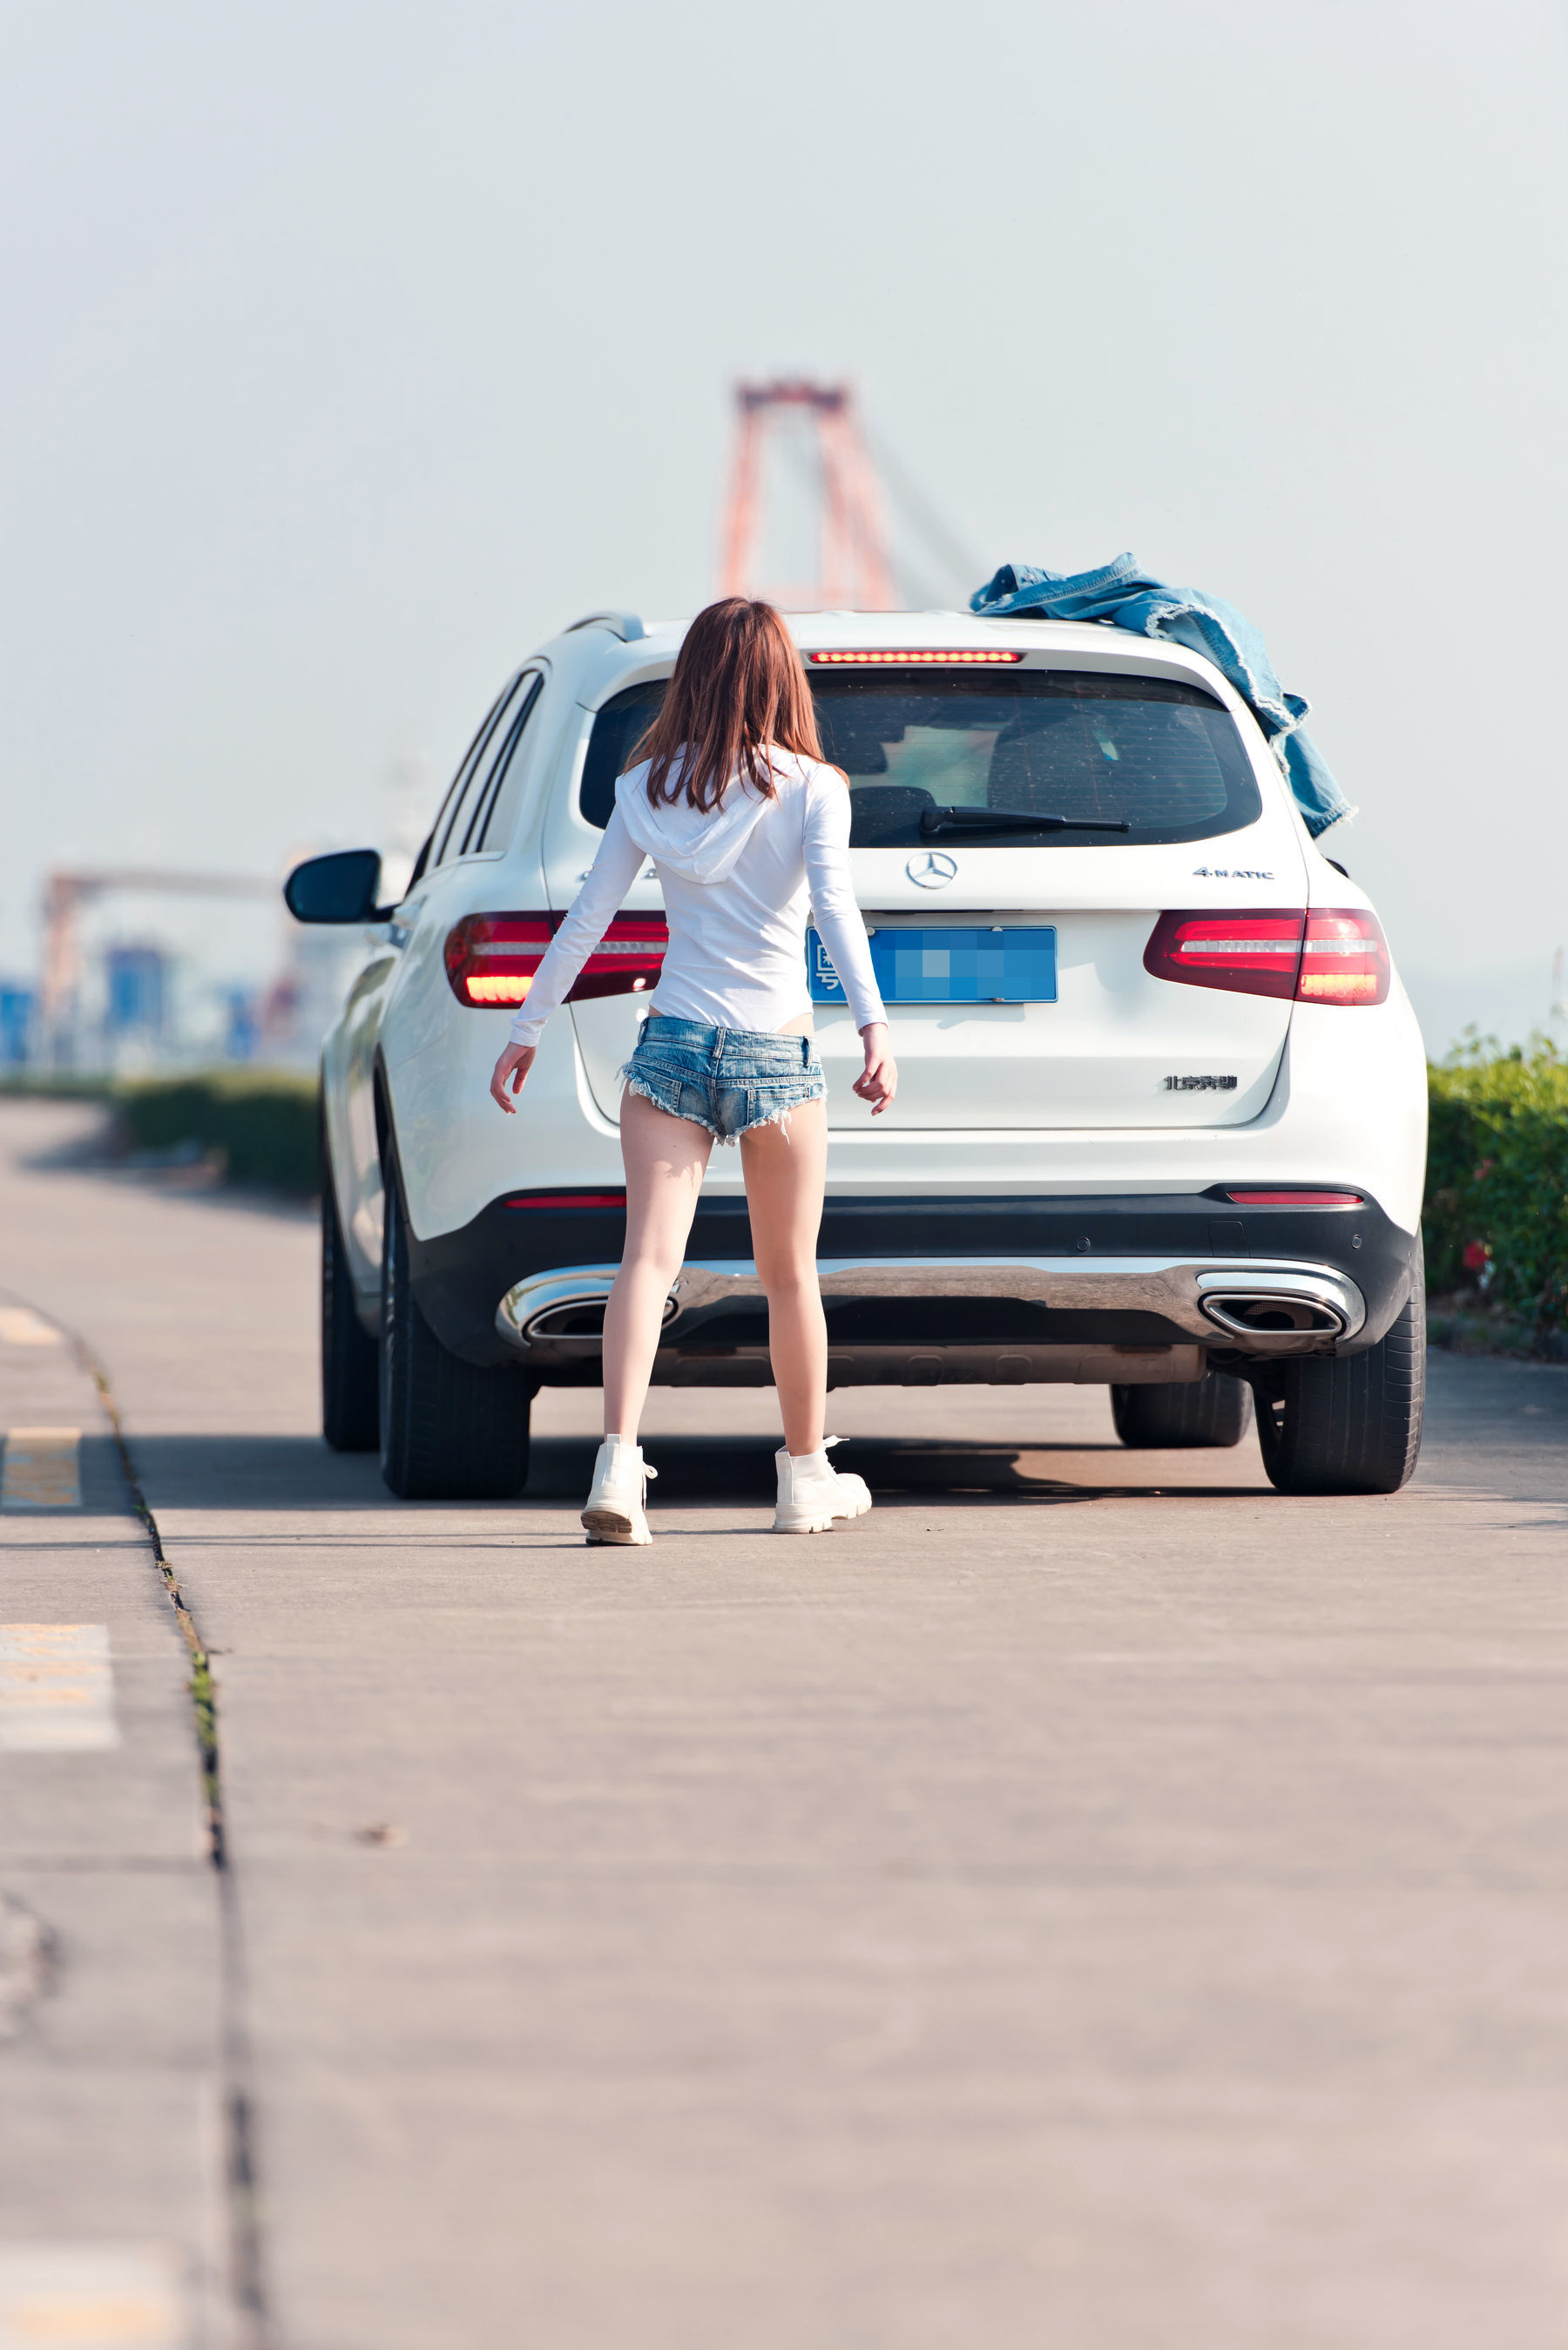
<box><xmin>506</xmin><ymin>748</ymin><xmax>885</xmax><ymax>1049</ymax></box>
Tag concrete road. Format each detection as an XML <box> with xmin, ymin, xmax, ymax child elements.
<box><xmin>2</xmin><ymin>1097</ymin><xmax>1565</xmax><ymax>2350</ymax></box>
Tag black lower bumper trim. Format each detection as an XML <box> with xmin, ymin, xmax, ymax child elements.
<box><xmin>409</xmin><ymin>1189</ymin><xmax>1419</xmax><ymax>1371</ymax></box>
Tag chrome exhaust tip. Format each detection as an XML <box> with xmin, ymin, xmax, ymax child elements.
<box><xmin>1200</xmin><ymin>1291</ymin><xmax>1346</xmax><ymax>1339</ymax></box>
<box><xmin>497</xmin><ymin>1268</ymin><xmax>675</xmax><ymax>1351</ymax></box>
<box><xmin>1195</xmin><ymin>1265</ymin><xmax>1363</xmax><ymax>1349</ymax></box>
<box><xmin>520</xmin><ymin>1291</ymin><xmax>679</xmax><ymax>1344</ymax></box>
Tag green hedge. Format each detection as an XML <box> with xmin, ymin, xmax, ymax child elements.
<box><xmin>1425</xmin><ymin>1040</ymin><xmax>1568</xmax><ymax>1338</ymax></box>
<box><xmin>114</xmin><ymin>1069</ymin><xmax>320</xmax><ymax>1193</ymax></box>
<box><xmin>0</xmin><ymin>1072</ymin><xmax>115</xmax><ymax>1099</ymax></box>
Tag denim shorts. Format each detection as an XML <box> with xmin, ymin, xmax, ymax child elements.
<box><xmin>618</xmin><ymin>1013</ymin><xmax>826</xmax><ymax>1143</ymax></box>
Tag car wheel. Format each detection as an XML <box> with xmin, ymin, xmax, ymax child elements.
<box><xmin>1252</xmin><ymin>1249</ymin><xmax>1425</xmax><ymax>1497</ymax></box>
<box><xmin>1111</xmin><ymin>1372</ymin><xmax>1253</xmax><ymax>1449</ymax></box>
<box><xmin>379</xmin><ymin>1161</ymin><xmax>534</xmax><ymax>1500</ymax></box>
<box><xmin>321</xmin><ymin>1144</ymin><xmax>379</xmax><ymax>1453</ymax></box>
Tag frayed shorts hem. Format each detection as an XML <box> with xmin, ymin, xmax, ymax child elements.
<box><xmin>617</xmin><ymin>1015</ymin><xmax>827</xmax><ymax>1145</ymax></box>
<box><xmin>618</xmin><ymin>1068</ymin><xmax>825</xmax><ymax>1145</ymax></box>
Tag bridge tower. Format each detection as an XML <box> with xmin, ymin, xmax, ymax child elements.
<box><xmin>719</xmin><ymin>380</ymin><xmax>896</xmax><ymax>611</ymax></box>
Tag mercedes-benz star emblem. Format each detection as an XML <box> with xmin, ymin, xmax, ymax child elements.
<box><xmin>906</xmin><ymin>850</ymin><xmax>958</xmax><ymax>889</ymax></box>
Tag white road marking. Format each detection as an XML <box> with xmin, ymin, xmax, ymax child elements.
<box><xmin>1</xmin><ymin>1427</ymin><xmax>82</xmax><ymax>1510</ymax></box>
<box><xmin>0</xmin><ymin>2243</ymin><xmax>188</xmax><ymax>2348</ymax></box>
<box><xmin>0</xmin><ymin>1307</ymin><xmax>60</xmax><ymax>1346</ymax></box>
<box><xmin>0</xmin><ymin>1625</ymin><xmax>118</xmax><ymax>1752</ymax></box>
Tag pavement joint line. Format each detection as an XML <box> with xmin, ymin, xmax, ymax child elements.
<box><xmin>0</xmin><ymin>1287</ymin><xmax>272</xmax><ymax>2350</ymax></box>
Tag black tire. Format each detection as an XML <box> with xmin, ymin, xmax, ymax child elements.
<box><xmin>379</xmin><ymin>1161</ymin><xmax>534</xmax><ymax>1500</ymax></box>
<box><xmin>321</xmin><ymin>1149</ymin><xmax>380</xmax><ymax>1453</ymax></box>
<box><xmin>1112</xmin><ymin>1372</ymin><xmax>1254</xmax><ymax>1449</ymax></box>
<box><xmin>1253</xmin><ymin>1251</ymin><xmax>1425</xmax><ymax>1496</ymax></box>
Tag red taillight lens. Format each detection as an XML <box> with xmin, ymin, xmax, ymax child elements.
<box><xmin>503</xmin><ymin>1190</ymin><xmax>627</xmax><ymax>1210</ymax></box>
<box><xmin>1144</xmin><ymin>906</ymin><xmax>1391</xmax><ymax>1007</ymax></box>
<box><xmin>571</xmin><ymin>912</ymin><xmax>669</xmax><ymax>1002</ymax></box>
<box><xmin>1296</xmin><ymin>908</ymin><xmax>1390</xmax><ymax>1006</ymax></box>
<box><xmin>1144</xmin><ymin>910</ymin><xmax>1304</xmax><ymax>999</ymax></box>
<box><xmin>1222</xmin><ymin>1189</ymin><xmax>1365</xmax><ymax>1208</ymax></box>
<box><xmin>445</xmin><ymin>914</ymin><xmax>553</xmax><ymax>1006</ymax></box>
<box><xmin>444</xmin><ymin>913</ymin><xmax>667</xmax><ymax>1007</ymax></box>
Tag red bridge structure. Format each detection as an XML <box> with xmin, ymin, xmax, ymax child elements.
<box><xmin>719</xmin><ymin>380</ymin><xmax>896</xmax><ymax>612</ymax></box>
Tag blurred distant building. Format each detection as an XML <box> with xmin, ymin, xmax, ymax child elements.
<box><xmin>105</xmin><ymin>943</ymin><xmax>168</xmax><ymax>1046</ymax></box>
<box><xmin>29</xmin><ymin>817</ymin><xmax>415</xmax><ymax>1075</ymax></box>
<box><xmin>40</xmin><ymin>867</ymin><xmax>275</xmax><ymax>1067</ymax></box>
<box><xmin>222</xmin><ymin>987</ymin><xmax>260</xmax><ymax>1061</ymax></box>
<box><xmin>0</xmin><ymin>984</ymin><xmax>35</xmax><ymax>1067</ymax></box>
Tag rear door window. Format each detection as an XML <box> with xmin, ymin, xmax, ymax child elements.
<box><xmin>431</xmin><ymin>674</ymin><xmax>527</xmax><ymax>866</ymax></box>
<box><xmin>578</xmin><ymin>670</ymin><xmax>1262</xmax><ymax>847</ymax></box>
<box><xmin>465</xmin><ymin>670</ymin><xmax>545</xmax><ymax>853</ymax></box>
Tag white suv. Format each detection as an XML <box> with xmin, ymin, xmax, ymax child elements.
<box><xmin>289</xmin><ymin>606</ymin><xmax>1428</xmax><ymax>1501</ymax></box>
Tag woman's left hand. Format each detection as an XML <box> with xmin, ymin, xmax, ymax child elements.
<box><xmin>489</xmin><ymin>1042</ymin><xmax>536</xmax><ymax>1114</ymax></box>
<box><xmin>853</xmin><ymin>1023</ymin><xmax>897</xmax><ymax>1116</ymax></box>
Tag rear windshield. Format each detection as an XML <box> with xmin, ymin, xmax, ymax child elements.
<box><xmin>579</xmin><ymin>668</ymin><xmax>1262</xmax><ymax>847</ymax></box>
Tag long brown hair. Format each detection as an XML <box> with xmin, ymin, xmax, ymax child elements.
<box><xmin>631</xmin><ymin>597</ymin><xmax>827</xmax><ymax>812</ymax></box>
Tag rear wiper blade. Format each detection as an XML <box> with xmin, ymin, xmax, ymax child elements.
<box><xmin>919</xmin><ymin>805</ymin><xmax>1132</xmax><ymax>838</ymax></box>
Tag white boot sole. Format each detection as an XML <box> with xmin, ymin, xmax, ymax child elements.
<box><xmin>773</xmin><ymin>1503</ymin><xmax>839</xmax><ymax>1534</ymax></box>
<box><xmin>581</xmin><ymin>1505</ymin><xmax>652</xmax><ymax>1545</ymax></box>
<box><xmin>772</xmin><ymin>1479</ymin><xmax>873</xmax><ymax>1535</ymax></box>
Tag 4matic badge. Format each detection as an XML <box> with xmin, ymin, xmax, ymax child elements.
<box><xmin>1163</xmin><ymin>1074</ymin><xmax>1239</xmax><ymax>1091</ymax></box>
<box><xmin>1192</xmin><ymin>866</ymin><xmax>1274</xmax><ymax>879</ymax></box>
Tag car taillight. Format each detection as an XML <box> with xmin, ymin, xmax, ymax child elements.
<box><xmin>1221</xmin><ymin>1189</ymin><xmax>1365</xmax><ymax>1207</ymax></box>
<box><xmin>445</xmin><ymin>914</ymin><xmax>552</xmax><ymax>1005</ymax></box>
<box><xmin>1144</xmin><ymin>910</ymin><xmax>1304</xmax><ymax>999</ymax></box>
<box><xmin>444</xmin><ymin>913</ymin><xmax>667</xmax><ymax>1007</ymax></box>
<box><xmin>1144</xmin><ymin>907</ymin><xmax>1390</xmax><ymax>1006</ymax></box>
<box><xmin>1296</xmin><ymin>908</ymin><xmax>1390</xmax><ymax>1006</ymax></box>
<box><xmin>503</xmin><ymin>1189</ymin><xmax>627</xmax><ymax>1210</ymax></box>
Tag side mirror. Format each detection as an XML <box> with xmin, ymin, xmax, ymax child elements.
<box><xmin>283</xmin><ymin>850</ymin><xmax>386</xmax><ymax>924</ymax></box>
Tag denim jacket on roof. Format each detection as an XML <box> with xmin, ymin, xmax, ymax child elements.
<box><xmin>969</xmin><ymin>553</ymin><xmax>1352</xmax><ymax>839</ymax></box>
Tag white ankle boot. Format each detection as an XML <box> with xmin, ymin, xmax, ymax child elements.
<box><xmin>581</xmin><ymin>1437</ymin><xmax>657</xmax><ymax>1545</ymax></box>
<box><xmin>773</xmin><ymin>1438</ymin><xmax>872</xmax><ymax>1535</ymax></box>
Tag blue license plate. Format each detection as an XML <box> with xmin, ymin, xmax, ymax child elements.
<box><xmin>808</xmin><ymin>926</ymin><xmax>1058</xmax><ymax>1006</ymax></box>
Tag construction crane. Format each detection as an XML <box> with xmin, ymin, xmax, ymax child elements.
<box><xmin>720</xmin><ymin>380</ymin><xmax>896</xmax><ymax>611</ymax></box>
<box><xmin>40</xmin><ymin>869</ymin><xmax>276</xmax><ymax>1061</ymax></box>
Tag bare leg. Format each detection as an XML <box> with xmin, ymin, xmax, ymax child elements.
<box><xmin>740</xmin><ymin>1097</ymin><xmax>829</xmax><ymax>1457</ymax></box>
<box><xmin>603</xmin><ymin>1091</ymin><xmax>713</xmax><ymax>1440</ymax></box>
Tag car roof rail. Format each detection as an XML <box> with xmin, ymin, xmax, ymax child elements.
<box><xmin>564</xmin><ymin>610</ymin><xmax>646</xmax><ymax>643</ymax></box>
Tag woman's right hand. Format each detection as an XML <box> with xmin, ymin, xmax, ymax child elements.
<box><xmin>489</xmin><ymin>1042</ymin><xmax>536</xmax><ymax>1114</ymax></box>
<box><xmin>853</xmin><ymin>1022</ymin><xmax>897</xmax><ymax>1116</ymax></box>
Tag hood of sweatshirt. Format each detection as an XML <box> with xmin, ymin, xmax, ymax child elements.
<box><xmin>614</xmin><ymin>754</ymin><xmax>784</xmax><ymax>884</ymax></box>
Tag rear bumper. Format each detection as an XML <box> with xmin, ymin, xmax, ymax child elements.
<box><xmin>409</xmin><ymin>1189</ymin><xmax>1419</xmax><ymax>1378</ymax></box>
